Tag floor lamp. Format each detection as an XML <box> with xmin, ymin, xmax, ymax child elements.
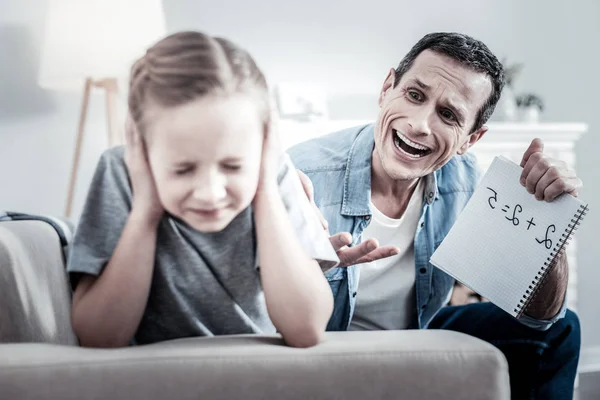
<box><xmin>64</xmin><ymin>78</ymin><xmax>120</xmax><ymax>218</ymax></box>
<box><xmin>38</xmin><ymin>0</ymin><xmax>166</xmax><ymax>218</ymax></box>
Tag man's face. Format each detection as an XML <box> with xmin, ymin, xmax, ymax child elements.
<box><xmin>374</xmin><ymin>50</ymin><xmax>492</xmax><ymax>182</ymax></box>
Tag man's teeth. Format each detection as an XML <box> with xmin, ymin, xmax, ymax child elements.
<box><xmin>392</xmin><ymin>130</ymin><xmax>431</xmax><ymax>159</ymax></box>
<box><xmin>395</xmin><ymin>131</ymin><xmax>429</xmax><ymax>151</ymax></box>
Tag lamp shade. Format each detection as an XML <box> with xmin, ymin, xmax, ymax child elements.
<box><xmin>38</xmin><ymin>0</ymin><xmax>166</xmax><ymax>91</ymax></box>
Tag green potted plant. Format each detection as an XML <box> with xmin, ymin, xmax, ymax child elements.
<box><xmin>516</xmin><ymin>93</ymin><xmax>544</xmax><ymax>123</ymax></box>
<box><xmin>496</xmin><ymin>59</ymin><xmax>524</xmax><ymax>121</ymax></box>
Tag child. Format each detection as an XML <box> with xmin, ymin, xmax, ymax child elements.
<box><xmin>67</xmin><ymin>31</ymin><xmax>336</xmax><ymax>348</ymax></box>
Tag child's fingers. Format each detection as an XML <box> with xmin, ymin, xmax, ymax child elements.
<box><xmin>130</xmin><ymin>123</ymin><xmax>146</xmax><ymax>161</ymax></box>
<box><xmin>296</xmin><ymin>170</ymin><xmax>314</xmax><ymax>202</ymax></box>
<box><xmin>125</xmin><ymin>114</ymin><xmax>135</xmax><ymax>147</ymax></box>
<box><xmin>124</xmin><ymin>118</ymin><xmax>134</xmax><ymax>167</ymax></box>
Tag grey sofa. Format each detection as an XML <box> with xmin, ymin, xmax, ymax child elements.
<box><xmin>0</xmin><ymin>219</ymin><xmax>510</xmax><ymax>400</ymax></box>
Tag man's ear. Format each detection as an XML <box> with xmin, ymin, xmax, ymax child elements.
<box><xmin>378</xmin><ymin>68</ymin><xmax>397</xmax><ymax>107</ymax></box>
<box><xmin>457</xmin><ymin>125</ymin><xmax>488</xmax><ymax>155</ymax></box>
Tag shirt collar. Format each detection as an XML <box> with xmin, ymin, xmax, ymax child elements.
<box><xmin>341</xmin><ymin>125</ymin><xmax>375</xmax><ymax>216</ymax></box>
<box><xmin>424</xmin><ymin>170</ymin><xmax>438</xmax><ymax>204</ymax></box>
<box><xmin>341</xmin><ymin>123</ymin><xmax>439</xmax><ymax>216</ymax></box>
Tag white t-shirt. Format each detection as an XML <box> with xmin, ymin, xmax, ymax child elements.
<box><xmin>349</xmin><ymin>181</ymin><xmax>424</xmax><ymax>331</ymax></box>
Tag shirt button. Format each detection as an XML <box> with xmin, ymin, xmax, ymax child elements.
<box><xmin>352</xmin><ymin>292</ymin><xmax>357</xmax><ymax>298</ymax></box>
<box><xmin>419</xmin><ymin>268</ymin><xmax>427</xmax><ymax>274</ymax></box>
<box><xmin>421</xmin><ymin>304</ymin><xmax>427</xmax><ymax>310</ymax></box>
<box><xmin>428</xmin><ymin>192</ymin><xmax>434</xmax><ymax>198</ymax></box>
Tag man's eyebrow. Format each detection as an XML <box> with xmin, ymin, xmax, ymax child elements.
<box><xmin>413</xmin><ymin>78</ymin><xmax>430</xmax><ymax>91</ymax></box>
<box><xmin>409</xmin><ymin>77</ymin><xmax>467</xmax><ymax>125</ymax></box>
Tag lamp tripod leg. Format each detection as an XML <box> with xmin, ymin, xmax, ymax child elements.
<box><xmin>64</xmin><ymin>77</ymin><xmax>93</xmax><ymax>218</ymax></box>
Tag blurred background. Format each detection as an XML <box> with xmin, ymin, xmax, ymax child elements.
<box><xmin>0</xmin><ymin>0</ymin><xmax>598</xmax><ymax>392</ymax></box>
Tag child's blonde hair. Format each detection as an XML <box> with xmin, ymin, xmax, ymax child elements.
<box><xmin>128</xmin><ymin>31</ymin><xmax>270</xmax><ymax>134</ymax></box>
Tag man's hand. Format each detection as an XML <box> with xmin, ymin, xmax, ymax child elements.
<box><xmin>296</xmin><ymin>169</ymin><xmax>400</xmax><ymax>267</ymax></box>
<box><xmin>520</xmin><ymin>138</ymin><xmax>582</xmax><ymax>201</ymax></box>
<box><xmin>518</xmin><ymin>139</ymin><xmax>575</xmax><ymax>319</ymax></box>
<box><xmin>328</xmin><ymin>232</ymin><xmax>399</xmax><ymax>267</ymax></box>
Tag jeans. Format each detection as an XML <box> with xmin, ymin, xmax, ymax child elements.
<box><xmin>428</xmin><ymin>303</ymin><xmax>581</xmax><ymax>400</ymax></box>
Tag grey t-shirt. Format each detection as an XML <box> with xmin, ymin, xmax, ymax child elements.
<box><xmin>67</xmin><ymin>147</ymin><xmax>337</xmax><ymax>345</ymax></box>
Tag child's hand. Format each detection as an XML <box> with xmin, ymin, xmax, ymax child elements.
<box><xmin>124</xmin><ymin>116</ymin><xmax>164</xmax><ymax>223</ymax></box>
<box><xmin>255</xmin><ymin>112</ymin><xmax>283</xmax><ymax>197</ymax></box>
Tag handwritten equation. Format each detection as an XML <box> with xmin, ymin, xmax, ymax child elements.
<box><xmin>486</xmin><ymin>187</ymin><xmax>556</xmax><ymax>249</ymax></box>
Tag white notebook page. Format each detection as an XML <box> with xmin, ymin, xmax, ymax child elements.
<box><xmin>430</xmin><ymin>156</ymin><xmax>587</xmax><ymax>317</ymax></box>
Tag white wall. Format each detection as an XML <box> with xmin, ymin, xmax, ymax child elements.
<box><xmin>1</xmin><ymin>0</ymin><xmax>599</xmax><ymax>346</ymax></box>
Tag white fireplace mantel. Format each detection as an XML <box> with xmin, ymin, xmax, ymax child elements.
<box><xmin>475</xmin><ymin>122</ymin><xmax>587</xmax><ymax>167</ymax></box>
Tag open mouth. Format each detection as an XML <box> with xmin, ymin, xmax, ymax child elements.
<box><xmin>392</xmin><ymin>129</ymin><xmax>432</xmax><ymax>159</ymax></box>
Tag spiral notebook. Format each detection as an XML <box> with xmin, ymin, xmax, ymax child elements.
<box><xmin>430</xmin><ymin>156</ymin><xmax>588</xmax><ymax>318</ymax></box>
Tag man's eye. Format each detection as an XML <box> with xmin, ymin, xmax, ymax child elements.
<box><xmin>223</xmin><ymin>164</ymin><xmax>241</xmax><ymax>171</ymax></box>
<box><xmin>408</xmin><ymin>91</ymin><xmax>422</xmax><ymax>101</ymax></box>
<box><xmin>441</xmin><ymin>109</ymin><xmax>456</xmax><ymax>121</ymax></box>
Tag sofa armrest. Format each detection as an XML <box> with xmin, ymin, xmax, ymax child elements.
<box><xmin>0</xmin><ymin>330</ymin><xmax>509</xmax><ymax>400</ymax></box>
<box><xmin>0</xmin><ymin>220</ymin><xmax>77</xmax><ymax>345</ymax></box>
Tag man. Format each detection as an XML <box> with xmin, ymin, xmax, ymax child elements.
<box><xmin>288</xmin><ymin>32</ymin><xmax>581</xmax><ymax>399</ymax></box>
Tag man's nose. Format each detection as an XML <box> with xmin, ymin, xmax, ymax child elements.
<box><xmin>407</xmin><ymin>105</ymin><xmax>433</xmax><ymax>136</ymax></box>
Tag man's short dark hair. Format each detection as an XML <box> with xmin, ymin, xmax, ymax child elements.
<box><xmin>394</xmin><ymin>32</ymin><xmax>505</xmax><ymax>133</ymax></box>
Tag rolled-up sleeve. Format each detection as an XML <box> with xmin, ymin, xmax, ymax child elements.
<box><xmin>517</xmin><ymin>295</ymin><xmax>568</xmax><ymax>331</ymax></box>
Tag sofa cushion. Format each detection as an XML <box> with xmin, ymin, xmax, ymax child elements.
<box><xmin>0</xmin><ymin>331</ymin><xmax>509</xmax><ymax>400</ymax></box>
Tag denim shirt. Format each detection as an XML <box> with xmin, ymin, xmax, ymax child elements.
<box><xmin>288</xmin><ymin>123</ymin><xmax>566</xmax><ymax>331</ymax></box>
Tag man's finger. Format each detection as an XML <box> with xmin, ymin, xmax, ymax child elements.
<box><xmin>329</xmin><ymin>232</ymin><xmax>352</xmax><ymax>250</ymax></box>
<box><xmin>543</xmin><ymin>177</ymin><xmax>581</xmax><ymax>202</ymax></box>
<box><xmin>353</xmin><ymin>246</ymin><xmax>400</xmax><ymax>265</ymax></box>
<box><xmin>523</xmin><ymin>155</ymin><xmax>547</xmax><ymax>195</ymax></box>
<box><xmin>520</xmin><ymin>138</ymin><xmax>544</xmax><ymax>167</ymax></box>
<box><xmin>336</xmin><ymin>238</ymin><xmax>379</xmax><ymax>266</ymax></box>
<box><xmin>534</xmin><ymin>169</ymin><xmax>559</xmax><ymax>201</ymax></box>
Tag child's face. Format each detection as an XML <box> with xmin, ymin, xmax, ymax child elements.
<box><xmin>145</xmin><ymin>94</ymin><xmax>265</xmax><ymax>232</ymax></box>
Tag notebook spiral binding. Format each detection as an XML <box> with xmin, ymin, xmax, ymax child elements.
<box><xmin>514</xmin><ymin>204</ymin><xmax>589</xmax><ymax>318</ymax></box>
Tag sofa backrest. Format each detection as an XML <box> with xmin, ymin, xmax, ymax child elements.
<box><xmin>0</xmin><ymin>220</ymin><xmax>78</xmax><ymax>345</ymax></box>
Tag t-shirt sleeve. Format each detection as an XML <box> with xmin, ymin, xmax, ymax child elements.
<box><xmin>276</xmin><ymin>154</ymin><xmax>339</xmax><ymax>272</ymax></box>
<box><xmin>66</xmin><ymin>147</ymin><xmax>134</xmax><ymax>287</ymax></box>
